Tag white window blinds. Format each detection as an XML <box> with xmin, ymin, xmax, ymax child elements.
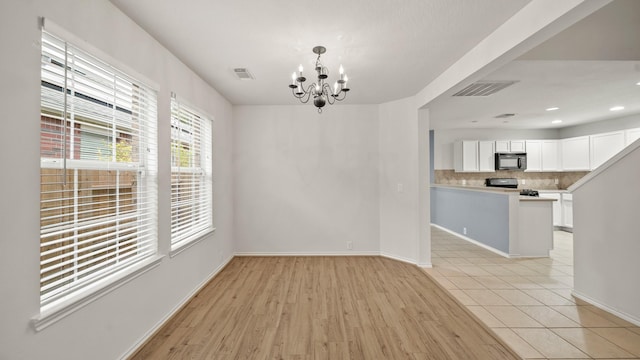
<box><xmin>39</xmin><ymin>31</ymin><xmax>158</xmax><ymax>309</ymax></box>
<box><xmin>170</xmin><ymin>96</ymin><xmax>213</xmax><ymax>249</ymax></box>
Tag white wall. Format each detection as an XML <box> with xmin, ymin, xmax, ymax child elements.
<box><xmin>0</xmin><ymin>1</ymin><xmax>234</xmax><ymax>359</ymax></box>
<box><xmin>233</xmin><ymin>105</ymin><xmax>380</xmax><ymax>254</ymax></box>
<box><xmin>378</xmin><ymin>97</ymin><xmax>420</xmax><ymax>263</ymax></box>
<box><xmin>570</xmin><ymin>143</ymin><xmax>640</xmax><ymax>324</ymax></box>
<box><xmin>559</xmin><ymin>114</ymin><xmax>640</xmax><ymax>138</ymax></box>
<box><xmin>433</xmin><ymin>128</ymin><xmax>559</xmax><ymax>169</ymax></box>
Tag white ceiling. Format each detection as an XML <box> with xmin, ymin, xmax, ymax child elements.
<box><xmin>109</xmin><ymin>0</ymin><xmax>530</xmax><ymax>105</ymax></box>
<box><xmin>428</xmin><ymin>60</ymin><xmax>640</xmax><ymax>129</ymax></box>
<box><xmin>428</xmin><ymin>0</ymin><xmax>640</xmax><ymax>130</ymax></box>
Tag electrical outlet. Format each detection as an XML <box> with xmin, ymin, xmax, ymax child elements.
<box><xmin>461</xmin><ymin>179</ymin><xmax>467</xmax><ymax>185</ymax></box>
<box><xmin>463</xmin><ymin>227</ymin><xmax>467</xmax><ymax>235</ymax></box>
<box><xmin>397</xmin><ymin>183</ymin><xmax>403</xmax><ymax>193</ymax></box>
<box><xmin>555</xmin><ymin>178</ymin><xmax>559</xmax><ymax>185</ymax></box>
<box><xmin>347</xmin><ymin>241</ymin><xmax>353</xmax><ymax>250</ymax></box>
<box><xmin>522</xmin><ymin>179</ymin><xmax>526</xmax><ymax>185</ymax></box>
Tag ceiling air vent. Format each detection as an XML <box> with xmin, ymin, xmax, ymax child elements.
<box><xmin>452</xmin><ymin>80</ymin><xmax>518</xmax><ymax>97</ymax></box>
<box><xmin>494</xmin><ymin>113</ymin><xmax>516</xmax><ymax>119</ymax></box>
<box><xmin>233</xmin><ymin>68</ymin><xmax>254</xmax><ymax>80</ymax></box>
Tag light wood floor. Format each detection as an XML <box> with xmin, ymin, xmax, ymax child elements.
<box><xmin>130</xmin><ymin>256</ymin><xmax>519</xmax><ymax>359</ymax></box>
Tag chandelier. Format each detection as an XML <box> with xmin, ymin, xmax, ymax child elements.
<box><xmin>288</xmin><ymin>46</ymin><xmax>350</xmax><ymax>113</ymax></box>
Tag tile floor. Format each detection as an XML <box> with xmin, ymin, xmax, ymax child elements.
<box><xmin>424</xmin><ymin>226</ymin><xmax>640</xmax><ymax>360</ymax></box>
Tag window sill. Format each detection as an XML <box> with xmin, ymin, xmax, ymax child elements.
<box><xmin>170</xmin><ymin>228</ymin><xmax>216</xmax><ymax>258</ymax></box>
<box><xmin>32</xmin><ymin>255</ymin><xmax>164</xmax><ymax>332</ymax></box>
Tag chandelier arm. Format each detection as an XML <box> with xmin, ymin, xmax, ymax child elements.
<box><xmin>321</xmin><ymin>83</ymin><xmax>336</xmax><ymax>105</ymax></box>
<box><xmin>294</xmin><ymin>84</ymin><xmax>315</xmax><ymax>104</ymax></box>
<box><xmin>333</xmin><ymin>91</ymin><xmax>348</xmax><ymax>102</ymax></box>
<box><xmin>292</xmin><ymin>87</ymin><xmax>307</xmax><ymax>99</ymax></box>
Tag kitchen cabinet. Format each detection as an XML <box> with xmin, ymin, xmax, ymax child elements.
<box><xmin>562</xmin><ymin>193</ymin><xmax>573</xmax><ymax>228</ymax></box>
<box><xmin>625</xmin><ymin>128</ymin><xmax>640</xmax><ymax>146</ymax></box>
<box><xmin>561</xmin><ymin>136</ymin><xmax>590</xmax><ymax>171</ymax></box>
<box><xmin>525</xmin><ymin>140</ymin><xmax>541</xmax><ymax>171</ymax></box>
<box><xmin>496</xmin><ymin>140</ymin><xmax>525</xmax><ymax>153</ymax></box>
<box><xmin>510</xmin><ymin>140</ymin><xmax>526</xmax><ymax>152</ymax></box>
<box><xmin>454</xmin><ymin>140</ymin><xmax>496</xmax><ymax>172</ymax></box>
<box><xmin>541</xmin><ymin>140</ymin><xmax>560</xmax><ymax>171</ymax></box>
<box><xmin>590</xmin><ymin>131</ymin><xmax>625</xmax><ymax>170</ymax></box>
<box><xmin>454</xmin><ymin>140</ymin><xmax>478</xmax><ymax>172</ymax></box>
<box><xmin>539</xmin><ymin>192</ymin><xmax>562</xmax><ymax>226</ymax></box>
<box><xmin>526</xmin><ymin>140</ymin><xmax>560</xmax><ymax>172</ymax></box>
<box><xmin>478</xmin><ymin>141</ymin><xmax>495</xmax><ymax>172</ymax></box>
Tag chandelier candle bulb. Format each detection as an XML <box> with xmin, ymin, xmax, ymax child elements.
<box><xmin>334</xmin><ymin>82</ymin><xmax>339</xmax><ymax>95</ymax></box>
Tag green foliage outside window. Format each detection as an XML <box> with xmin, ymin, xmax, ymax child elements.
<box><xmin>172</xmin><ymin>142</ymin><xmax>192</xmax><ymax>167</ymax></box>
<box><xmin>98</xmin><ymin>140</ymin><xmax>133</xmax><ymax>162</ymax></box>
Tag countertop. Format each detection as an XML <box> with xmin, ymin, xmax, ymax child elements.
<box><xmin>431</xmin><ymin>184</ymin><xmax>519</xmax><ymax>193</ymax></box>
<box><xmin>519</xmin><ymin>196</ymin><xmax>556</xmax><ymax>202</ymax></box>
<box><xmin>431</xmin><ymin>184</ymin><xmax>557</xmax><ymax>201</ymax></box>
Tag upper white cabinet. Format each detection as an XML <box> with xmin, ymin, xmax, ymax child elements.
<box><xmin>452</xmin><ymin>128</ymin><xmax>639</xmax><ymax>173</ymax></box>
<box><xmin>454</xmin><ymin>140</ymin><xmax>496</xmax><ymax>172</ymax></box>
<box><xmin>541</xmin><ymin>140</ymin><xmax>560</xmax><ymax>171</ymax></box>
<box><xmin>478</xmin><ymin>141</ymin><xmax>495</xmax><ymax>172</ymax></box>
<box><xmin>625</xmin><ymin>128</ymin><xmax>640</xmax><ymax>146</ymax></box>
<box><xmin>590</xmin><ymin>131</ymin><xmax>625</xmax><ymax>170</ymax></box>
<box><xmin>510</xmin><ymin>140</ymin><xmax>526</xmax><ymax>152</ymax></box>
<box><xmin>496</xmin><ymin>140</ymin><xmax>525</xmax><ymax>153</ymax></box>
<box><xmin>454</xmin><ymin>140</ymin><xmax>479</xmax><ymax>172</ymax></box>
<box><xmin>561</xmin><ymin>136</ymin><xmax>590</xmax><ymax>171</ymax></box>
<box><xmin>525</xmin><ymin>140</ymin><xmax>542</xmax><ymax>171</ymax></box>
<box><xmin>526</xmin><ymin>140</ymin><xmax>560</xmax><ymax>172</ymax></box>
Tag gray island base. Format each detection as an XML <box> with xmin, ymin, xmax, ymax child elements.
<box><xmin>431</xmin><ymin>184</ymin><xmax>555</xmax><ymax>258</ymax></box>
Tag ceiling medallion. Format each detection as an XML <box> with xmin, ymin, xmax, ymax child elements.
<box><xmin>289</xmin><ymin>46</ymin><xmax>350</xmax><ymax>113</ymax></box>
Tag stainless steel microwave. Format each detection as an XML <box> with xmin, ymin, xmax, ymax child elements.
<box><xmin>495</xmin><ymin>152</ymin><xmax>527</xmax><ymax>171</ymax></box>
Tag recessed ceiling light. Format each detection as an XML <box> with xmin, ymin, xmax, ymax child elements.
<box><xmin>636</xmin><ymin>81</ymin><xmax>640</xmax><ymax>85</ymax></box>
<box><xmin>546</xmin><ymin>107</ymin><xmax>559</xmax><ymax>111</ymax></box>
<box><xmin>610</xmin><ymin>106</ymin><xmax>625</xmax><ymax>111</ymax></box>
<box><xmin>551</xmin><ymin>119</ymin><xmax>562</xmax><ymax>124</ymax></box>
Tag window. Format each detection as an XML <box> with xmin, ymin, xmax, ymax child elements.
<box><xmin>39</xmin><ymin>31</ymin><xmax>158</xmax><ymax>311</ymax></box>
<box><xmin>170</xmin><ymin>96</ymin><xmax>213</xmax><ymax>250</ymax></box>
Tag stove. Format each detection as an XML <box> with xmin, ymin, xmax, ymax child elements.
<box><xmin>519</xmin><ymin>189</ymin><xmax>539</xmax><ymax>197</ymax></box>
<box><xmin>485</xmin><ymin>178</ymin><xmax>518</xmax><ymax>188</ymax></box>
<box><xmin>485</xmin><ymin>178</ymin><xmax>539</xmax><ymax>197</ymax></box>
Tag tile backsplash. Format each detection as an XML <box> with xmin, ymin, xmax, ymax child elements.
<box><xmin>434</xmin><ymin>169</ymin><xmax>589</xmax><ymax>190</ymax></box>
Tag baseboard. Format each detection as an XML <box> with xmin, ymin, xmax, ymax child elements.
<box><xmin>571</xmin><ymin>290</ymin><xmax>640</xmax><ymax>327</ymax></box>
<box><xmin>119</xmin><ymin>254</ymin><xmax>235</xmax><ymax>360</ymax></box>
<box><xmin>234</xmin><ymin>251</ymin><xmax>380</xmax><ymax>256</ymax></box>
<box><xmin>380</xmin><ymin>252</ymin><xmax>417</xmax><ymax>265</ymax></box>
<box><xmin>431</xmin><ymin>224</ymin><xmax>510</xmax><ymax>258</ymax></box>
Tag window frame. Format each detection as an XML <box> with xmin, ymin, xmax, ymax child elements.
<box><xmin>169</xmin><ymin>95</ymin><xmax>214</xmax><ymax>254</ymax></box>
<box><xmin>35</xmin><ymin>27</ymin><xmax>160</xmax><ymax>330</ymax></box>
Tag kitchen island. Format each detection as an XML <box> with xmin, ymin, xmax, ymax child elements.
<box><xmin>431</xmin><ymin>184</ymin><xmax>555</xmax><ymax>257</ymax></box>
